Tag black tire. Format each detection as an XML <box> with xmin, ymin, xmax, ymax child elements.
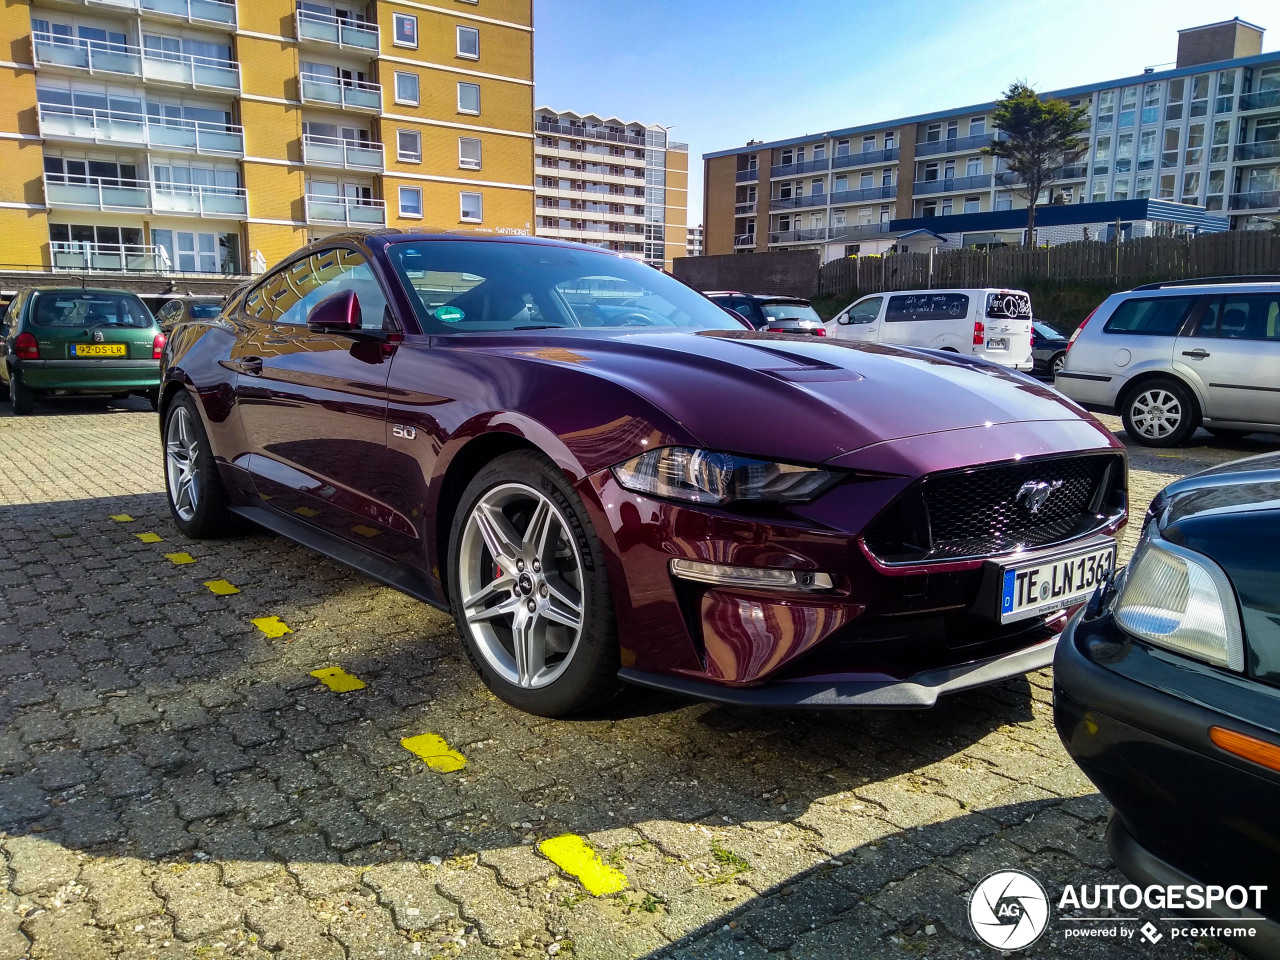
<box><xmin>9</xmin><ymin>373</ymin><xmax>33</xmax><ymax>416</ymax></box>
<box><xmin>146</xmin><ymin>389</ymin><xmax>160</xmax><ymax>412</ymax></box>
<box><xmin>163</xmin><ymin>391</ymin><xmax>239</xmax><ymax>538</ymax></box>
<box><xmin>447</xmin><ymin>450</ymin><xmax>619</xmax><ymax>717</ymax></box>
<box><xmin>1121</xmin><ymin>378</ymin><xmax>1200</xmax><ymax>447</ymax></box>
<box><xmin>1205</xmin><ymin>426</ymin><xmax>1252</xmax><ymax>440</ymax></box>
<box><xmin>1050</xmin><ymin>352</ymin><xmax>1067</xmax><ymax>376</ymax></box>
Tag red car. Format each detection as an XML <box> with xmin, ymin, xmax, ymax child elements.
<box><xmin>160</xmin><ymin>233</ymin><xmax>1127</xmax><ymax>717</ymax></box>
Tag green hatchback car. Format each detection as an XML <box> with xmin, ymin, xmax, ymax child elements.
<box><xmin>1</xmin><ymin>287</ymin><xmax>164</xmax><ymax>416</ymax></box>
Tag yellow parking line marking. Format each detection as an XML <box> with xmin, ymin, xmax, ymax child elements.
<box><xmin>401</xmin><ymin>734</ymin><xmax>466</xmax><ymax>772</ymax></box>
<box><xmin>351</xmin><ymin>525</ymin><xmax>381</xmax><ymax>538</ymax></box>
<box><xmin>292</xmin><ymin>506</ymin><xmax>320</xmax><ymax>517</ymax></box>
<box><xmin>135</xmin><ymin>532</ymin><xmax>164</xmax><ymax>543</ymax></box>
<box><xmin>251</xmin><ymin>616</ymin><xmax>292</xmax><ymax>639</ymax></box>
<box><xmin>539</xmin><ymin>834</ymin><xmax>629</xmax><ymax>896</ymax></box>
<box><xmin>164</xmin><ymin>552</ymin><xmax>195</xmax><ymax>564</ymax></box>
<box><xmin>110</xmin><ymin>514</ymin><xmax>135</xmax><ymax>522</ymax></box>
<box><xmin>310</xmin><ymin>666</ymin><xmax>366</xmax><ymax>692</ymax></box>
<box><xmin>204</xmin><ymin>579</ymin><xmax>240</xmax><ymax>595</ymax></box>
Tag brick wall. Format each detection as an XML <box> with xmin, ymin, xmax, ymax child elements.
<box><xmin>672</xmin><ymin>250</ymin><xmax>820</xmax><ymax>299</ymax></box>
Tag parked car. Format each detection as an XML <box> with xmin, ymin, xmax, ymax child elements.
<box><xmin>1032</xmin><ymin>321</ymin><xmax>1070</xmax><ymax>377</ymax></box>
<box><xmin>1055</xmin><ymin>452</ymin><xmax>1280</xmax><ymax>956</ymax></box>
<box><xmin>1</xmin><ymin>287</ymin><xmax>163</xmax><ymax>415</ymax></box>
<box><xmin>154</xmin><ymin>295</ymin><xmax>225</xmax><ymax>333</ymax></box>
<box><xmin>705</xmin><ymin>292</ymin><xmax>826</xmax><ymax>335</ymax></box>
<box><xmin>1055</xmin><ymin>277</ymin><xmax>1280</xmax><ymax>447</ymax></box>
<box><xmin>160</xmin><ymin>232</ymin><xmax>1126</xmax><ymax>717</ymax></box>
<box><xmin>826</xmin><ymin>288</ymin><xmax>1035</xmax><ymax>371</ymax></box>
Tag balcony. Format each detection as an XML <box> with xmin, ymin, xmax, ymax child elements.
<box><xmin>914</xmin><ymin>132</ymin><xmax>998</xmax><ymax>157</ymax></box>
<box><xmin>1058</xmin><ymin>163</ymin><xmax>1088</xmax><ymax>179</ymax></box>
<box><xmin>152</xmin><ymin>182</ymin><xmax>247</xmax><ymax>218</ymax></box>
<box><xmin>828</xmin><ymin>223</ymin><xmax>892</xmax><ymax>242</ymax></box>
<box><xmin>140</xmin><ymin>0</ymin><xmax>237</xmax><ymax>28</ymax></box>
<box><xmin>669</xmin><ymin>141</ymin><xmax>688</xmax><ymax>152</ymax></box>
<box><xmin>770</xmin><ymin>157</ymin><xmax>830</xmax><ymax>178</ymax></box>
<box><xmin>304</xmin><ymin>193</ymin><xmax>386</xmax><ymax>227</ymax></box>
<box><xmin>768</xmin><ymin>229</ymin><xmax>829</xmax><ymax>244</ymax></box>
<box><xmin>828</xmin><ymin>185</ymin><xmax>896</xmax><ymax>204</ymax></box>
<box><xmin>1239</xmin><ymin>89</ymin><xmax>1280</xmax><ymax>112</ymax></box>
<box><xmin>769</xmin><ymin>193</ymin><xmax>829</xmax><ymax>210</ymax></box>
<box><xmin>1234</xmin><ymin>140</ymin><xmax>1280</xmax><ymax>162</ymax></box>
<box><xmin>913</xmin><ymin>174</ymin><xmax>994</xmax><ymax>195</ymax></box>
<box><xmin>831</xmin><ymin>147</ymin><xmax>899</xmax><ymax>169</ymax></box>
<box><xmin>1229</xmin><ymin>189</ymin><xmax>1280</xmax><ymax>211</ymax></box>
<box><xmin>302</xmin><ymin>135</ymin><xmax>385</xmax><ymax>172</ymax></box>
<box><xmin>736</xmin><ymin>168</ymin><xmax>759</xmax><ymax>183</ymax></box>
<box><xmin>44</xmin><ymin>174</ymin><xmax>151</xmax><ymax>212</ymax></box>
<box><xmin>535</xmin><ymin>121</ymin><xmax>646</xmax><ymax>146</ymax></box>
<box><xmin>734</xmin><ymin>201</ymin><xmax>757</xmax><ymax>215</ymax></box>
<box><xmin>300</xmin><ymin>73</ymin><xmax>382</xmax><ymax>112</ymax></box>
<box><xmin>295</xmin><ymin>8</ymin><xmax>379</xmax><ymax>52</ymax></box>
<box><xmin>733</xmin><ymin>233</ymin><xmax>757</xmax><ymax>247</ymax></box>
<box><xmin>50</xmin><ymin>241</ymin><xmax>168</xmax><ymax>273</ymax></box>
<box><xmin>38</xmin><ymin>103</ymin><xmax>244</xmax><ymax>156</ymax></box>
<box><xmin>32</xmin><ymin>33</ymin><xmax>240</xmax><ymax>92</ymax></box>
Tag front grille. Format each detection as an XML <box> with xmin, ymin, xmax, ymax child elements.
<box><xmin>864</xmin><ymin>453</ymin><xmax>1125</xmax><ymax>564</ymax></box>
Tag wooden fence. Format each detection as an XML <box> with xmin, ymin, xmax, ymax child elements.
<box><xmin>816</xmin><ymin>231</ymin><xmax>1280</xmax><ymax>298</ymax></box>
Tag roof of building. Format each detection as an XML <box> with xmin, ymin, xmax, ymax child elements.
<box><xmin>535</xmin><ymin>106</ymin><xmax>670</xmax><ymax>131</ymax></box>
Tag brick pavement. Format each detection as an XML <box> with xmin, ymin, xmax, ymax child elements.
<box><xmin>0</xmin><ymin>397</ymin><xmax>1274</xmax><ymax>960</ymax></box>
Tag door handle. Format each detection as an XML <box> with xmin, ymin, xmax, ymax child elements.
<box><xmin>235</xmin><ymin>356</ymin><xmax>264</xmax><ymax>375</ymax></box>
<box><xmin>1181</xmin><ymin>349</ymin><xmax>1211</xmax><ymax>359</ymax></box>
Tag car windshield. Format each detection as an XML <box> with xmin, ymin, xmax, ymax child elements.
<box><xmin>30</xmin><ymin>292</ymin><xmax>152</xmax><ymax>328</ymax></box>
<box><xmin>385</xmin><ymin>240</ymin><xmax>743</xmax><ymax>334</ymax></box>
<box><xmin>189</xmin><ymin>303</ymin><xmax>223</xmax><ymax>319</ymax></box>
<box><xmin>761</xmin><ymin>302</ymin><xmax>820</xmax><ymax>322</ymax></box>
<box><xmin>1033</xmin><ymin>322</ymin><xmax>1061</xmax><ymax>339</ymax></box>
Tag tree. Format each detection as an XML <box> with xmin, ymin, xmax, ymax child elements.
<box><xmin>984</xmin><ymin>82</ymin><xmax>1090</xmax><ymax>245</ymax></box>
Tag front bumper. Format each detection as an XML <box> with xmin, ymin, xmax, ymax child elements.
<box><xmin>13</xmin><ymin>358</ymin><xmax>161</xmax><ymax>391</ymax></box>
<box><xmin>1054</xmin><ymin>610</ymin><xmax>1280</xmax><ymax>930</ymax></box>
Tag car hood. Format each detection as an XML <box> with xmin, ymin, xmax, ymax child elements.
<box><xmin>1154</xmin><ymin>451</ymin><xmax>1280</xmax><ymax>529</ymax></box>
<box><xmin>475</xmin><ymin>329</ymin><xmax>1109</xmax><ymax>464</ymax></box>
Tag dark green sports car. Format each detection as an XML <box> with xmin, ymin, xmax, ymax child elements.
<box><xmin>1</xmin><ymin>287</ymin><xmax>164</xmax><ymax>415</ymax></box>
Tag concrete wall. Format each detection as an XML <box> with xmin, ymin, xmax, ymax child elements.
<box><xmin>672</xmin><ymin>250</ymin><xmax>820</xmax><ymax>299</ymax></box>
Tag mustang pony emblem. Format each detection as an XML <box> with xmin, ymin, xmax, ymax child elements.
<box><xmin>1016</xmin><ymin>480</ymin><xmax>1064</xmax><ymax>515</ymax></box>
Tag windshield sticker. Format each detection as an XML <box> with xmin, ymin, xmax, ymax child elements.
<box><xmin>435</xmin><ymin>305</ymin><xmax>465</xmax><ymax>323</ymax></box>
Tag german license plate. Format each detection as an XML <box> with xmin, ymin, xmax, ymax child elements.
<box><xmin>998</xmin><ymin>541</ymin><xmax>1116</xmax><ymax>623</ymax></box>
<box><xmin>71</xmin><ymin>343</ymin><xmax>126</xmax><ymax>357</ymax></box>
<box><xmin>986</xmin><ymin>337</ymin><xmax>1009</xmax><ymax>350</ymax></box>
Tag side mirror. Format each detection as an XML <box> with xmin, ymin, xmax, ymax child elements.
<box><xmin>836</xmin><ymin>312</ymin><xmax>853</xmax><ymax>325</ymax></box>
<box><xmin>307</xmin><ymin>289</ymin><xmax>360</xmax><ymax>333</ymax></box>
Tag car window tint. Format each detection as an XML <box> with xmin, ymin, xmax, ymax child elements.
<box><xmin>885</xmin><ymin>293</ymin><xmax>969</xmax><ymax>321</ymax></box>
<box><xmin>30</xmin><ymin>292</ymin><xmax>151</xmax><ymax>328</ymax></box>
<box><xmin>189</xmin><ymin>303</ymin><xmax>222</xmax><ymax>319</ymax></box>
<box><xmin>1102</xmin><ymin>296</ymin><xmax>1195</xmax><ymax>336</ymax></box>
<box><xmin>1199</xmin><ymin>294</ymin><xmax>1280</xmax><ymax>341</ymax></box>
<box><xmin>849</xmin><ymin>297</ymin><xmax>882</xmax><ymax>322</ymax></box>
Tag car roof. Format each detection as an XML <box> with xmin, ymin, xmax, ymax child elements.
<box><xmin>26</xmin><ymin>286</ymin><xmax>144</xmax><ymax>296</ymax></box>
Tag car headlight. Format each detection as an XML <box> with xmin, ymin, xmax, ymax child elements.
<box><xmin>611</xmin><ymin>447</ymin><xmax>838</xmax><ymax>505</ymax></box>
<box><xmin>1111</xmin><ymin>533</ymin><xmax>1244</xmax><ymax>671</ymax></box>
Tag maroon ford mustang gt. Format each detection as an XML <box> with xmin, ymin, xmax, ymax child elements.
<box><xmin>160</xmin><ymin>232</ymin><xmax>1126</xmax><ymax>716</ymax></box>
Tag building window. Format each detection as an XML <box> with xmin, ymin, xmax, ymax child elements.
<box><xmin>1189</xmin><ymin>73</ymin><xmax>1209</xmax><ymax>117</ymax></box>
<box><xmin>1184</xmin><ymin>123</ymin><xmax>1205</xmax><ymax>167</ymax></box>
<box><xmin>884</xmin><ymin>131</ymin><xmax>895</xmax><ymax>150</ymax></box>
<box><xmin>1141</xmin><ymin>82</ymin><xmax>1161</xmax><ymax>124</ymax></box>
<box><xmin>393</xmin><ymin>13</ymin><xmax>417</xmax><ymax>48</ymax></box>
<box><xmin>970</xmin><ymin>117</ymin><xmax>986</xmax><ymax>136</ymax></box>
<box><xmin>394</xmin><ymin>71</ymin><xmax>419</xmax><ymax>106</ymax></box>
<box><xmin>1135</xmin><ymin>175</ymin><xmax>1153</xmax><ymax>199</ymax></box>
<box><xmin>965</xmin><ymin>156</ymin><xmax>982</xmax><ymax>177</ymax></box>
<box><xmin>941</xmin><ymin>198</ymin><xmax>953</xmax><ymax>216</ymax></box>
<box><xmin>1181</xmin><ymin>170</ymin><xmax>1201</xmax><ymax>204</ymax></box>
<box><xmin>458</xmin><ymin>81</ymin><xmax>480</xmax><ymax>114</ymax></box>
<box><xmin>456</xmin><ymin>25</ymin><xmax>479</xmax><ymax>59</ymax></box>
<box><xmin>1092</xmin><ymin>180</ymin><xmax>1107</xmax><ymax>202</ymax></box>
<box><xmin>397</xmin><ymin>129</ymin><xmax>421</xmax><ymax>163</ymax></box>
<box><xmin>922</xmin><ymin>200</ymin><xmax>937</xmax><ymax>217</ymax></box>
<box><xmin>1159</xmin><ymin>173</ymin><xmax>1175</xmax><ymax>199</ymax></box>
<box><xmin>835</xmin><ymin>139</ymin><xmax>849</xmax><ymax>156</ymax></box>
<box><xmin>1115</xmin><ymin>133</ymin><xmax>1133</xmax><ymax>173</ymax></box>
<box><xmin>963</xmin><ymin>195</ymin><xmax>980</xmax><ymax>214</ymax></box>
<box><xmin>399</xmin><ymin>186</ymin><xmax>423</xmax><ymax>218</ymax></box>
<box><xmin>1119</xmin><ymin>87</ymin><xmax>1137</xmax><ymax>127</ymax></box>
<box><xmin>1113</xmin><ymin>177</ymin><xmax>1130</xmax><ymax>201</ymax></box>
<box><xmin>459</xmin><ymin>136</ymin><xmax>481</xmax><ymax>169</ymax></box>
<box><xmin>1138</xmin><ymin>129</ymin><xmax>1157</xmax><ymax>171</ymax></box>
<box><xmin>862</xmin><ymin>134</ymin><xmax>876</xmax><ymax>152</ymax></box>
<box><xmin>1210</xmin><ymin>120</ymin><xmax>1231</xmax><ymax>163</ymax></box>
<box><xmin>460</xmin><ymin>191</ymin><xmax>482</xmax><ymax>222</ymax></box>
<box><xmin>1166</xmin><ymin>78</ymin><xmax>1184</xmax><ymax>122</ymax></box>
<box><xmin>1096</xmin><ymin>90</ymin><xmax>1115</xmax><ymax>127</ymax></box>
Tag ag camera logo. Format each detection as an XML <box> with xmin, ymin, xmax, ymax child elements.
<box><xmin>969</xmin><ymin>869</ymin><xmax>1050</xmax><ymax>950</ymax></box>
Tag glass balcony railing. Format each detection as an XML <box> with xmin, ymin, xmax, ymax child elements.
<box><xmin>141</xmin><ymin>0</ymin><xmax>238</xmax><ymax>27</ymax></box>
<box><xmin>831</xmin><ymin>147</ymin><xmax>899</xmax><ymax>169</ymax></box>
<box><xmin>1239</xmin><ymin>89</ymin><xmax>1280</xmax><ymax>111</ymax></box>
<box><xmin>50</xmin><ymin>241</ymin><xmax>167</xmax><ymax>273</ymax></box>
<box><xmin>44</xmin><ymin>174</ymin><xmax>152</xmax><ymax>211</ymax></box>
<box><xmin>304</xmin><ymin>194</ymin><xmax>387</xmax><ymax>226</ymax></box>
<box><xmin>535</xmin><ymin>120</ymin><xmax>647</xmax><ymax>146</ymax></box>
<box><xmin>733</xmin><ymin>201</ymin><xmax>757</xmax><ymax>215</ymax></box>
<box><xmin>769</xmin><ymin>193</ymin><xmax>830</xmax><ymax>210</ymax></box>
<box><xmin>733</xmin><ymin>233</ymin><xmax>757</xmax><ymax>247</ymax></box>
<box><xmin>37</xmin><ymin>103</ymin><xmax>244</xmax><ymax>156</ymax></box>
<box><xmin>1229</xmin><ymin>189</ymin><xmax>1280</xmax><ymax>210</ymax></box>
<box><xmin>151</xmin><ymin>182</ymin><xmax>248</xmax><ymax>218</ymax></box>
<box><xmin>912</xmin><ymin>174</ymin><xmax>994</xmax><ymax>195</ymax></box>
<box><xmin>1234</xmin><ymin>141</ymin><xmax>1280</xmax><ymax>162</ymax></box>
<box><xmin>828</xmin><ymin>185</ymin><xmax>896</xmax><ymax>204</ymax></box>
<box><xmin>32</xmin><ymin>33</ymin><xmax>240</xmax><ymax>92</ymax></box>
<box><xmin>914</xmin><ymin>132</ymin><xmax>1000</xmax><ymax>157</ymax></box>
<box><xmin>142</xmin><ymin>48</ymin><xmax>240</xmax><ymax>92</ymax></box>
<box><xmin>768</xmin><ymin>229</ymin><xmax>829</xmax><ymax>244</ymax></box>
<box><xmin>770</xmin><ymin>157</ymin><xmax>830</xmax><ymax>178</ymax></box>
<box><xmin>300</xmin><ymin>74</ymin><xmax>382</xmax><ymax>112</ymax></box>
<box><xmin>302</xmin><ymin>135</ymin><xmax>385</xmax><ymax>171</ymax></box>
<box><xmin>295</xmin><ymin>8</ymin><xmax>379</xmax><ymax>51</ymax></box>
<box><xmin>736</xmin><ymin>168</ymin><xmax>759</xmax><ymax>183</ymax></box>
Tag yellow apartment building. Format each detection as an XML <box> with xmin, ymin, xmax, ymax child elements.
<box><xmin>0</xmin><ymin>0</ymin><xmax>533</xmax><ymax>277</ymax></box>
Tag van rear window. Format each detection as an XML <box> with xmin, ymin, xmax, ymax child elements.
<box><xmin>885</xmin><ymin>293</ymin><xmax>969</xmax><ymax>322</ymax></box>
<box><xmin>1102</xmin><ymin>296</ymin><xmax>1196</xmax><ymax>336</ymax></box>
<box><xmin>986</xmin><ymin>292</ymin><xmax>1032</xmax><ymax>319</ymax></box>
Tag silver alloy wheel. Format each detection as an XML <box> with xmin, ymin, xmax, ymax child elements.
<box><xmin>1130</xmin><ymin>387</ymin><xmax>1183</xmax><ymax>440</ymax></box>
<box><xmin>165</xmin><ymin>405</ymin><xmax>200</xmax><ymax>522</ymax></box>
<box><xmin>458</xmin><ymin>482</ymin><xmax>585</xmax><ymax>689</ymax></box>
<box><xmin>1052</xmin><ymin>353</ymin><xmax>1066</xmax><ymax>375</ymax></box>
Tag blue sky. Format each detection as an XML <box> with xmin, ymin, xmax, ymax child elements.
<box><xmin>533</xmin><ymin>0</ymin><xmax>1278</xmax><ymax>226</ymax></box>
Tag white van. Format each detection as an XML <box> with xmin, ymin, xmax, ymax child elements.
<box><xmin>827</xmin><ymin>288</ymin><xmax>1035</xmax><ymax>371</ymax></box>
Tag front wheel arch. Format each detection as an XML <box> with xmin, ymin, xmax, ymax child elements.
<box><xmin>1116</xmin><ymin>372</ymin><xmax>1202</xmax><ymax>423</ymax></box>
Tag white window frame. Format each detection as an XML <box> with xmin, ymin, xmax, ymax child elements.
<box><xmin>458</xmin><ymin>136</ymin><xmax>482</xmax><ymax>170</ymax></box>
<box><xmin>392</xmin><ymin>13</ymin><xmax>417</xmax><ymax>48</ymax></box>
<box><xmin>460</xmin><ymin>190</ymin><xmax>483</xmax><ymax>222</ymax></box>
<box><xmin>456</xmin><ymin>25</ymin><xmax>479</xmax><ymax>60</ymax></box>
<box><xmin>457</xmin><ymin>81</ymin><xmax>480</xmax><ymax>115</ymax></box>
<box><xmin>399</xmin><ymin>185</ymin><xmax>423</xmax><ymax>218</ymax></box>
<box><xmin>398</xmin><ymin>128</ymin><xmax>422</xmax><ymax>163</ymax></box>
<box><xmin>394</xmin><ymin>71</ymin><xmax>419</xmax><ymax>106</ymax></box>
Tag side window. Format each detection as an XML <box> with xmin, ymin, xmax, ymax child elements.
<box><xmin>1102</xmin><ymin>296</ymin><xmax>1196</xmax><ymax>336</ymax></box>
<box><xmin>1202</xmin><ymin>294</ymin><xmax>1280</xmax><ymax>342</ymax></box>
<box><xmin>848</xmin><ymin>297</ymin><xmax>883</xmax><ymax>323</ymax></box>
<box><xmin>1</xmin><ymin>294</ymin><xmax>20</xmax><ymax>334</ymax></box>
<box><xmin>244</xmin><ymin>250</ymin><xmax>390</xmax><ymax>330</ymax></box>
<box><xmin>244</xmin><ymin>265</ymin><xmax>305</xmax><ymax>324</ymax></box>
<box><xmin>885</xmin><ymin>293</ymin><xmax>969</xmax><ymax>322</ymax></box>
<box><xmin>733</xmin><ymin>297</ymin><xmax>760</xmax><ymax>324</ymax></box>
